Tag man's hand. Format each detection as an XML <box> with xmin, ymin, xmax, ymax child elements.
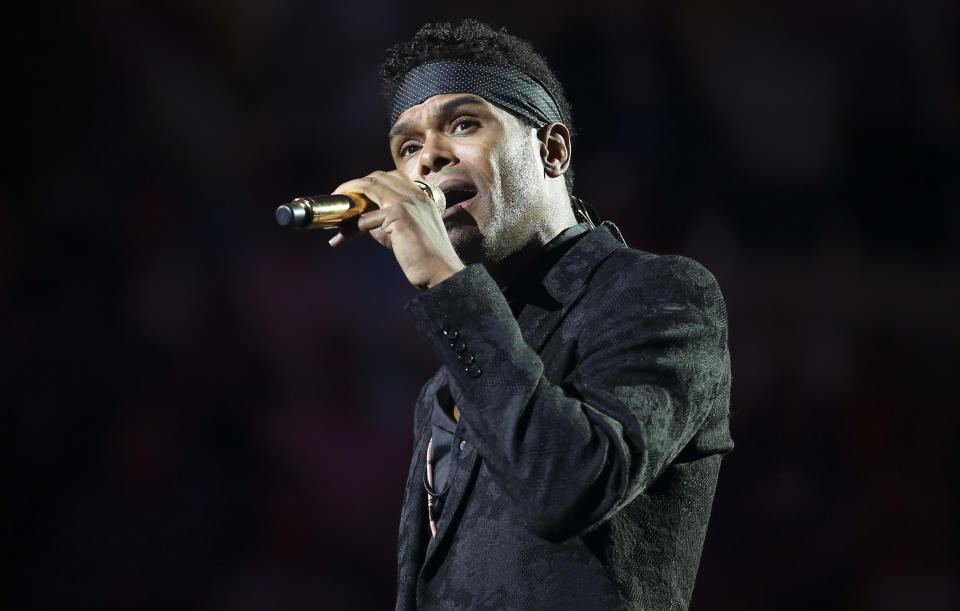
<box><xmin>328</xmin><ymin>170</ymin><xmax>465</xmax><ymax>290</ymax></box>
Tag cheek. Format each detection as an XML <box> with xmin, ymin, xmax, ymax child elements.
<box><xmin>392</xmin><ymin>155</ymin><xmax>412</xmax><ymax>177</ymax></box>
<box><xmin>459</xmin><ymin>142</ymin><xmax>495</xmax><ymax>182</ymax></box>
<box><xmin>492</xmin><ymin>137</ymin><xmax>541</xmax><ymax>193</ymax></box>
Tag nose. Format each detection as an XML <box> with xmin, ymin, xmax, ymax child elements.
<box><xmin>418</xmin><ymin>132</ymin><xmax>457</xmax><ymax>177</ymax></box>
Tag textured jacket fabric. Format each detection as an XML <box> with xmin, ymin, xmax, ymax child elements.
<box><xmin>397</xmin><ymin>222</ymin><xmax>733</xmax><ymax>610</ymax></box>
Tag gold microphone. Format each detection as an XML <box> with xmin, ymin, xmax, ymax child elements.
<box><xmin>275</xmin><ymin>181</ymin><xmax>446</xmax><ymax>229</ymax></box>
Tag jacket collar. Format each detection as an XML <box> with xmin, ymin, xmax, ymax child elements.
<box><xmin>539</xmin><ymin>221</ymin><xmax>625</xmax><ymax>303</ymax></box>
<box><xmin>507</xmin><ymin>221</ymin><xmax>625</xmax><ymax>355</ymax></box>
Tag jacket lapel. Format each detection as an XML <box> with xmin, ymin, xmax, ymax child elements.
<box><xmin>419</xmin><ymin>439</ymin><xmax>481</xmax><ymax>576</ymax></box>
<box><xmin>519</xmin><ymin>222</ymin><xmax>624</xmax><ymax>353</ymax></box>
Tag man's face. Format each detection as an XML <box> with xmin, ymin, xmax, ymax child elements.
<box><xmin>389</xmin><ymin>93</ymin><xmax>547</xmax><ymax>264</ymax></box>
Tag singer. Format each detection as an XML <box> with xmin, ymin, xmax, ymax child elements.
<box><xmin>328</xmin><ymin>20</ymin><xmax>732</xmax><ymax>610</ymax></box>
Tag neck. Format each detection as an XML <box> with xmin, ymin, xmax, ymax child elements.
<box><xmin>486</xmin><ymin>218</ymin><xmax>576</xmax><ymax>287</ymax></box>
<box><xmin>484</xmin><ymin>187</ymin><xmax>577</xmax><ymax>286</ymax></box>
<box><xmin>485</xmin><ymin>236</ymin><xmax>554</xmax><ymax>288</ymax></box>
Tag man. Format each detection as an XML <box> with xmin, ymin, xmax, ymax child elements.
<box><xmin>329</xmin><ymin>20</ymin><xmax>733</xmax><ymax>610</ymax></box>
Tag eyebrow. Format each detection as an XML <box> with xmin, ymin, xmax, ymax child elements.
<box><xmin>389</xmin><ymin>94</ymin><xmax>488</xmax><ymax>140</ymax></box>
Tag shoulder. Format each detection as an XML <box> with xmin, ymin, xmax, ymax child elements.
<box><xmin>575</xmin><ymin>238</ymin><xmax>728</xmax><ymax>340</ymax></box>
<box><xmin>588</xmin><ymin>240</ymin><xmax>723</xmax><ymax>302</ymax></box>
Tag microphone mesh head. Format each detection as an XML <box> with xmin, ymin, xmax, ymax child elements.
<box><xmin>415</xmin><ymin>181</ymin><xmax>446</xmax><ymax>213</ymax></box>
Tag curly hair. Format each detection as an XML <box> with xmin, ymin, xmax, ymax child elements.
<box><xmin>380</xmin><ymin>19</ymin><xmax>576</xmax><ymax>194</ymax></box>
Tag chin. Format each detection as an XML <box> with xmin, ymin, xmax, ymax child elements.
<box><xmin>446</xmin><ymin>224</ymin><xmax>484</xmax><ymax>265</ymax></box>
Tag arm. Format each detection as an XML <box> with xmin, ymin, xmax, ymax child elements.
<box><xmin>403</xmin><ymin>255</ymin><xmax>730</xmax><ymax>541</ymax></box>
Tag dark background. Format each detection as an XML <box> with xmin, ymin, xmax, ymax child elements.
<box><xmin>5</xmin><ymin>1</ymin><xmax>958</xmax><ymax>609</ymax></box>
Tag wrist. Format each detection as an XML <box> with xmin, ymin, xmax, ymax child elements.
<box><xmin>426</xmin><ymin>260</ymin><xmax>466</xmax><ymax>289</ymax></box>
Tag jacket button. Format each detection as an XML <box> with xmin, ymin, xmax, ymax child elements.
<box><xmin>459</xmin><ymin>440</ymin><xmax>467</xmax><ymax>451</ymax></box>
<box><xmin>465</xmin><ymin>364</ymin><xmax>482</xmax><ymax>378</ymax></box>
<box><xmin>441</xmin><ymin>328</ymin><xmax>459</xmax><ymax>340</ymax></box>
<box><xmin>458</xmin><ymin>352</ymin><xmax>475</xmax><ymax>365</ymax></box>
<box><xmin>451</xmin><ymin>339</ymin><xmax>466</xmax><ymax>353</ymax></box>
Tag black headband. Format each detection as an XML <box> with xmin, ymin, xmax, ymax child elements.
<box><xmin>390</xmin><ymin>59</ymin><xmax>564</xmax><ymax>127</ymax></box>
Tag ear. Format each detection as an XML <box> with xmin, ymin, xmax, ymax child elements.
<box><xmin>537</xmin><ymin>122</ymin><xmax>571</xmax><ymax>178</ymax></box>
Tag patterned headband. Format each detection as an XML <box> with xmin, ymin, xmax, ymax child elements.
<box><xmin>390</xmin><ymin>59</ymin><xmax>564</xmax><ymax>127</ymax></box>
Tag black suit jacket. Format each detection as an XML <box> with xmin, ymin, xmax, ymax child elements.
<box><xmin>397</xmin><ymin>223</ymin><xmax>733</xmax><ymax>610</ymax></box>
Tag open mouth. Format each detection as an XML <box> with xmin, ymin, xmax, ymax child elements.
<box><xmin>442</xmin><ymin>187</ymin><xmax>478</xmax><ymax>208</ymax></box>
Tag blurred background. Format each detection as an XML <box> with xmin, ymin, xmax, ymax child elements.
<box><xmin>5</xmin><ymin>1</ymin><xmax>958</xmax><ymax>609</ymax></box>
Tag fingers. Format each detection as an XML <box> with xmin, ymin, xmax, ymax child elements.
<box><xmin>332</xmin><ymin>170</ymin><xmax>418</xmax><ymax>211</ymax></box>
<box><xmin>328</xmin><ymin>206</ymin><xmax>391</xmax><ymax>249</ymax></box>
<box><xmin>328</xmin><ymin>170</ymin><xmax>434</xmax><ymax>249</ymax></box>
<box><xmin>358</xmin><ymin>210</ymin><xmax>394</xmax><ymax>250</ymax></box>
<box><xmin>328</xmin><ymin>216</ymin><xmax>360</xmax><ymax>248</ymax></box>
<box><xmin>356</xmin><ymin>208</ymin><xmax>388</xmax><ymax>233</ymax></box>
<box><xmin>369</xmin><ymin>227</ymin><xmax>390</xmax><ymax>250</ymax></box>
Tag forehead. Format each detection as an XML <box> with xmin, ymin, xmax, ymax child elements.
<box><xmin>390</xmin><ymin>93</ymin><xmax>498</xmax><ymax>136</ymax></box>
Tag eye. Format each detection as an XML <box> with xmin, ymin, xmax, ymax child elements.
<box><xmin>451</xmin><ymin>117</ymin><xmax>479</xmax><ymax>133</ymax></box>
<box><xmin>398</xmin><ymin>142</ymin><xmax>421</xmax><ymax>158</ymax></box>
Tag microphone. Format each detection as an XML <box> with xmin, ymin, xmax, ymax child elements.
<box><xmin>275</xmin><ymin>180</ymin><xmax>446</xmax><ymax>229</ymax></box>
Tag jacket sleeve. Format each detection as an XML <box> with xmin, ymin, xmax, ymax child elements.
<box><xmin>402</xmin><ymin>255</ymin><xmax>730</xmax><ymax>542</ymax></box>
